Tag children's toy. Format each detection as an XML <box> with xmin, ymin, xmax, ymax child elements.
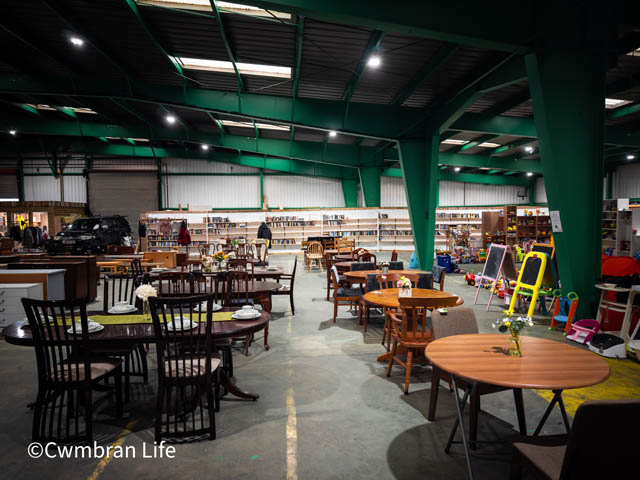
<box><xmin>506</xmin><ymin>251</ymin><xmax>548</xmax><ymax>318</ymax></box>
<box><xmin>477</xmin><ymin>249</ymin><xmax>487</xmax><ymax>263</ymax></box>
<box><xmin>589</xmin><ymin>333</ymin><xmax>627</xmax><ymax>359</ymax></box>
<box><xmin>566</xmin><ymin>319</ymin><xmax>600</xmax><ymax>345</ymax></box>
<box><xmin>549</xmin><ymin>291</ymin><xmax>579</xmax><ymax>334</ymax></box>
<box><xmin>465</xmin><ymin>272</ymin><xmax>476</xmax><ymax>286</ymax></box>
<box><xmin>474</xmin><ymin>244</ymin><xmax>519</xmax><ymax>311</ymax></box>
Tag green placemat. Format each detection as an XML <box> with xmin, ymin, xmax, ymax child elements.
<box><xmin>58</xmin><ymin>312</ymin><xmax>235</xmax><ymax>326</ymax></box>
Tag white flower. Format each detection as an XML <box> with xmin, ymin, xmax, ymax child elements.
<box><xmin>135</xmin><ymin>284</ymin><xmax>158</xmax><ymax>301</ymax></box>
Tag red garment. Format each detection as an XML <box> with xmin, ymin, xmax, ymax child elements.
<box><xmin>178</xmin><ymin>226</ymin><xmax>191</xmax><ymax>246</ymax></box>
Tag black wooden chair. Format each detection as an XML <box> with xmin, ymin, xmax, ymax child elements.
<box><xmin>389</xmin><ymin>261</ymin><xmax>404</xmax><ymax>270</ymax></box>
<box><xmin>158</xmin><ymin>271</ymin><xmax>193</xmax><ymax>296</ymax></box>
<box><xmin>22</xmin><ymin>298</ymin><xmax>123</xmax><ymax>445</ymax></box>
<box><xmin>149</xmin><ymin>294</ymin><xmax>221</xmax><ymax>442</ymax></box>
<box><xmin>330</xmin><ymin>266</ymin><xmax>362</xmax><ymax>324</ymax></box>
<box><xmin>272</xmin><ymin>256</ymin><xmax>297</xmax><ymax>314</ymax></box>
<box><xmin>432</xmin><ymin>265</ymin><xmax>446</xmax><ymax>291</ymax></box>
<box><xmin>130</xmin><ymin>257</ymin><xmax>144</xmax><ymax>276</ymax></box>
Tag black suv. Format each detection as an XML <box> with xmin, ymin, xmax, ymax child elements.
<box><xmin>48</xmin><ymin>216</ymin><xmax>132</xmax><ymax>255</ymax></box>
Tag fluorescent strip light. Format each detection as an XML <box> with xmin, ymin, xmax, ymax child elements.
<box><xmin>137</xmin><ymin>1</ymin><xmax>290</xmax><ymax>19</ymax></box>
<box><xmin>25</xmin><ymin>104</ymin><xmax>97</xmax><ymax>114</ymax></box>
<box><xmin>174</xmin><ymin>56</ymin><xmax>291</xmax><ymax>78</ymax></box>
<box><xmin>605</xmin><ymin>98</ymin><xmax>632</xmax><ymax>109</ymax></box>
<box><xmin>442</xmin><ymin>139</ymin><xmax>469</xmax><ymax>145</ymax></box>
<box><xmin>477</xmin><ymin>142</ymin><xmax>500</xmax><ymax>148</ymax></box>
<box><xmin>105</xmin><ymin>137</ymin><xmax>150</xmax><ymax>142</ymax></box>
<box><xmin>220</xmin><ymin>120</ymin><xmax>290</xmax><ymax>131</ymax></box>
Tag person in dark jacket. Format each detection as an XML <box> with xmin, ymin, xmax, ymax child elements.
<box><xmin>257</xmin><ymin>222</ymin><xmax>272</xmax><ymax>248</ymax></box>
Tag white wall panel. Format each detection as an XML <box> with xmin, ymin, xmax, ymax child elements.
<box><xmin>24</xmin><ymin>176</ymin><xmax>61</xmax><ymax>201</ymax></box>
<box><xmin>62</xmin><ymin>176</ymin><xmax>87</xmax><ymax>203</ymax></box>
<box><xmin>438</xmin><ymin>181</ymin><xmax>465</xmax><ymax>206</ymax></box>
<box><xmin>613</xmin><ymin>164</ymin><xmax>640</xmax><ymax>199</ymax></box>
<box><xmin>381</xmin><ymin>177</ymin><xmax>407</xmax><ymax>207</ymax></box>
<box><xmin>163</xmin><ymin>158</ymin><xmax>258</xmax><ymax>174</ymax></box>
<box><xmin>463</xmin><ymin>182</ymin><xmax>529</xmax><ymax>205</ymax></box>
<box><xmin>535</xmin><ymin>177</ymin><xmax>547</xmax><ymax>203</ymax></box>
<box><xmin>357</xmin><ymin>184</ymin><xmax>365</xmax><ymax>207</ymax></box>
<box><xmin>263</xmin><ymin>175</ymin><xmax>344</xmax><ymax>208</ymax></box>
<box><xmin>167</xmin><ymin>176</ymin><xmax>260</xmax><ymax>209</ymax></box>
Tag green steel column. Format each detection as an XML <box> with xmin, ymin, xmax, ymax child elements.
<box><xmin>399</xmin><ymin>133</ymin><xmax>439</xmax><ymax>269</ymax></box>
<box><xmin>260</xmin><ymin>168</ymin><xmax>264</xmax><ymax>209</ymax></box>
<box><xmin>526</xmin><ymin>49</ymin><xmax>606</xmax><ymax>318</ymax></box>
<box><xmin>358</xmin><ymin>167</ymin><xmax>381</xmax><ymax>207</ymax></box>
<box><xmin>341</xmin><ymin>178</ymin><xmax>358</xmax><ymax>207</ymax></box>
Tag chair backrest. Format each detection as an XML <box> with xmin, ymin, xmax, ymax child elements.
<box><xmin>288</xmin><ymin>256</ymin><xmax>298</xmax><ymax>291</ymax></box>
<box><xmin>191</xmin><ymin>271</ymin><xmax>231</xmax><ymax>306</ymax></box>
<box><xmin>351</xmin><ymin>261</ymin><xmax>375</xmax><ymax>272</ymax></box>
<box><xmin>149</xmin><ymin>294</ymin><xmax>214</xmax><ymax>380</ymax></box>
<box><xmin>559</xmin><ymin>399</ymin><xmax>640</xmax><ymax>479</ymax></box>
<box><xmin>130</xmin><ymin>257</ymin><xmax>143</xmax><ymax>276</ymax></box>
<box><xmin>416</xmin><ymin>273</ymin><xmax>433</xmax><ymax>289</ymax></box>
<box><xmin>376</xmin><ymin>272</ymin><xmax>419</xmax><ymax>289</ymax></box>
<box><xmin>228</xmin><ymin>258</ymin><xmax>254</xmax><ymax>278</ymax></box>
<box><xmin>230</xmin><ymin>270</ymin><xmax>250</xmax><ymax>305</ymax></box>
<box><xmin>352</xmin><ymin>248</ymin><xmax>367</xmax><ymax>260</ymax></box>
<box><xmin>389</xmin><ymin>261</ymin><xmax>404</xmax><ymax>270</ymax></box>
<box><xmin>158</xmin><ymin>271</ymin><xmax>193</xmax><ymax>297</ymax></box>
<box><xmin>253</xmin><ymin>241</ymin><xmax>268</xmax><ymax>265</ymax></box>
<box><xmin>358</xmin><ymin>251</ymin><xmax>377</xmax><ymax>264</ymax></box>
<box><xmin>390</xmin><ymin>249</ymin><xmax>399</xmax><ymax>262</ymax></box>
<box><xmin>330</xmin><ymin>265</ymin><xmax>340</xmax><ymax>296</ymax></box>
<box><xmin>365</xmin><ymin>273</ymin><xmax>378</xmax><ymax>293</ymax></box>
<box><xmin>432</xmin><ymin>265</ymin><xmax>446</xmax><ymax>290</ymax></box>
<box><xmin>394</xmin><ymin>296</ymin><xmax>455</xmax><ymax>344</ymax></box>
<box><xmin>431</xmin><ymin>307</ymin><xmax>478</xmax><ymax>339</ymax></box>
<box><xmin>103</xmin><ymin>273</ymin><xmax>142</xmax><ymax>313</ymax></box>
<box><xmin>198</xmin><ymin>244</ymin><xmax>213</xmax><ymax>257</ymax></box>
<box><xmin>307</xmin><ymin>241</ymin><xmax>323</xmax><ymax>256</ymax></box>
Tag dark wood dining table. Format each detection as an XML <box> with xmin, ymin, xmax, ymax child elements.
<box><xmin>3</xmin><ymin>308</ymin><xmax>270</xmax><ymax>400</ymax></box>
<box><xmin>344</xmin><ymin>269</ymin><xmax>430</xmax><ymax>284</ymax></box>
<box><xmin>425</xmin><ymin>334</ymin><xmax>611</xmax><ymax>480</ymax></box>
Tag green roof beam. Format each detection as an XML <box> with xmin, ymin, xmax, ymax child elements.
<box><xmin>452</xmin><ymin>134</ymin><xmax>500</xmax><ymax>153</ymax></box>
<box><xmin>607</xmin><ymin>102</ymin><xmax>640</xmax><ymax>120</ymax></box>
<box><xmin>487</xmin><ymin>137</ymin><xmax>534</xmax><ymax>155</ymax></box>
<box><xmin>56</xmin><ymin>106</ymin><xmax>77</xmax><ymax>119</ymax></box>
<box><xmin>292</xmin><ymin>17</ymin><xmax>304</xmax><ymax>98</ymax></box>
<box><xmin>438</xmin><ymin>171</ymin><xmax>531</xmax><ymax>186</ymax></box>
<box><xmin>391</xmin><ymin>43</ymin><xmax>458</xmax><ymax>105</ymax></box>
<box><xmin>209</xmin><ymin>0</ymin><xmax>244</xmax><ymax>93</ymax></box>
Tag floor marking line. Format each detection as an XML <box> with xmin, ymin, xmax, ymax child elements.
<box><xmin>286</xmin><ymin>357</ymin><xmax>297</xmax><ymax>480</ymax></box>
<box><xmin>87</xmin><ymin>417</ymin><xmax>138</xmax><ymax>480</ymax></box>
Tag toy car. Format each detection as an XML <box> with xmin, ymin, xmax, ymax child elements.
<box><xmin>465</xmin><ymin>272</ymin><xmax>476</xmax><ymax>286</ymax></box>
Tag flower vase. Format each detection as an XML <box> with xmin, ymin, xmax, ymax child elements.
<box><xmin>509</xmin><ymin>329</ymin><xmax>522</xmax><ymax>357</ymax></box>
<box><xmin>204</xmin><ymin>265</ymin><xmax>212</xmax><ymax>273</ymax></box>
<box><xmin>143</xmin><ymin>300</ymin><xmax>150</xmax><ymax>322</ymax></box>
<box><xmin>213</xmin><ymin>261</ymin><xmax>220</xmax><ymax>272</ymax></box>
<box><xmin>398</xmin><ymin>287</ymin><xmax>412</xmax><ymax>297</ymax></box>
<box><xmin>382</xmin><ymin>265</ymin><xmax>389</xmax><ymax>273</ymax></box>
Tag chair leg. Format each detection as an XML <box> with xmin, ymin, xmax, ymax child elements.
<box><xmin>333</xmin><ymin>299</ymin><xmax>338</xmax><ymax>323</ymax></box>
<box><xmin>386</xmin><ymin>340</ymin><xmax>398</xmax><ymax>377</ymax></box>
<box><xmin>427</xmin><ymin>366</ymin><xmax>441</xmax><ymax>421</ymax></box>
<box><xmin>114</xmin><ymin>368</ymin><xmax>123</xmax><ymax>418</ymax></box>
<box><xmin>84</xmin><ymin>388</ymin><xmax>93</xmax><ymax>445</ymax></box>
<box><xmin>326</xmin><ymin>277</ymin><xmax>330</xmax><ymax>301</ymax></box>
<box><xmin>207</xmin><ymin>383</ymin><xmax>216</xmax><ymax>441</ymax></box>
<box><xmin>155</xmin><ymin>382</ymin><xmax>165</xmax><ymax>443</ymax></box>
<box><xmin>404</xmin><ymin>349</ymin><xmax>413</xmax><ymax>394</ymax></box>
<box><xmin>364</xmin><ymin>306</ymin><xmax>369</xmax><ymax>332</ymax></box>
<box><xmin>289</xmin><ymin>292</ymin><xmax>295</xmax><ymax>315</ymax></box>
<box><xmin>244</xmin><ymin>334</ymin><xmax>251</xmax><ymax>356</ymax></box>
<box><xmin>509</xmin><ymin>448</ymin><xmax>524</xmax><ymax>480</ymax></box>
<box><xmin>381</xmin><ymin>314</ymin><xmax>388</xmax><ymax>346</ymax></box>
<box><xmin>32</xmin><ymin>390</ymin><xmax>45</xmax><ymax>441</ymax></box>
<box><xmin>124</xmin><ymin>354</ymin><xmax>131</xmax><ymax>403</ymax></box>
<box><xmin>513</xmin><ymin>388</ymin><xmax>527</xmax><ymax>435</ymax></box>
<box><xmin>137</xmin><ymin>344</ymin><xmax>149</xmax><ymax>383</ymax></box>
<box><xmin>470</xmin><ymin>389</ymin><xmax>480</xmax><ymax>450</ymax></box>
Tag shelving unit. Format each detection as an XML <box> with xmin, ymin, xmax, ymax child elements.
<box><xmin>379</xmin><ymin>210</ymin><xmax>412</xmax><ymax>251</ymax></box>
<box><xmin>515</xmin><ymin>207</ymin><xmax>551</xmax><ymax>243</ymax></box>
<box><xmin>435</xmin><ymin>208</ymin><xmax>485</xmax><ymax>252</ymax></box>
<box><xmin>602</xmin><ymin>199</ymin><xmax>632</xmax><ymax>256</ymax></box>
<box><xmin>268</xmin><ymin>215</ymin><xmax>321</xmax><ymax>250</ymax></box>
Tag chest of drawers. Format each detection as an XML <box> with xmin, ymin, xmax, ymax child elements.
<box><xmin>0</xmin><ymin>283</ymin><xmax>44</xmax><ymax>328</ymax></box>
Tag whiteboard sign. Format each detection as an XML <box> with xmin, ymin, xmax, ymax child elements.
<box><xmin>550</xmin><ymin>210</ymin><xmax>563</xmax><ymax>233</ymax></box>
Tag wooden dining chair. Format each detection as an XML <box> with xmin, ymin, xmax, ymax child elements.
<box><xmin>389</xmin><ymin>261</ymin><xmax>404</xmax><ymax>270</ymax></box>
<box><xmin>325</xmin><ymin>252</ymin><xmax>347</xmax><ymax>301</ymax></box>
<box><xmin>198</xmin><ymin>243</ymin><xmax>213</xmax><ymax>257</ymax></box>
<box><xmin>130</xmin><ymin>257</ymin><xmax>144</xmax><ymax>276</ymax></box>
<box><xmin>149</xmin><ymin>294</ymin><xmax>220</xmax><ymax>442</ymax></box>
<box><xmin>228</xmin><ymin>258</ymin><xmax>255</xmax><ymax>279</ymax></box>
<box><xmin>253</xmin><ymin>240</ymin><xmax>268</xmax><ymax>266</ymax></box>
<box><xmin>432</xmin><ymin>265</ymin><xmax>446</xmax><ymax>291</ymax></box>
<box><xmin>377</xmin><ymin>272</ymin><xmax>419</xmax><ymax>350</ymax></box>
<box><xmin>386</xmin><ymin>295</ymin><xmax>459</xmax><ymax>394</ymax></box>
<box><xmin>306</xmin><ymin>241</ymin><xmax>324</xmax><ymax>271</ymax></box>
<box><xmin>358</xmin><ymin>251</ymin><xmax>377</xmax><ymax>265</ymax></box>
<box><xmin>429</xmin><ymin>307</ymin><xmax>523</xmax><ymax>448</ymax></box>
<box><xmin>272</xmin><ymin>256</ymin><xmax>297</xmax><ymax>314</ymax></box>
<box><xmin>22</xmin><ymin>298</ymin><xmax>123</xmax><ymax>444</ymax></box>
<box><xmin>390</xmin><ymin>249</ymin><xmax>399</xmax><ymax>262</ymax></box>
<box><xmin>352</xmin><ymin>247</ymin><xmax>367</xmax><ymax>260</ymax></box>
<box><xmin>158</xmin><ymin>271</ymin><xmax>193</xmax><ymax>296</ymax></box>
<box><xmin>330</xmin><ymin>266</ymin><xmax>363</xmax><ymax>324</ymax></box>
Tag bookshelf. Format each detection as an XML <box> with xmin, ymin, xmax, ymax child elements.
<box><xmin>603</xmin><ymin>199</ymin><xmax>632</xmax><ymax>256</ymax></box>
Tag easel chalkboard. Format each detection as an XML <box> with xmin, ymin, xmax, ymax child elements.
<box><xmin>474</xmin><ymin>245</ymin><xmax>519</xmax><ymax>310</ymax></box>
<box><xmin>507</xmin><ymin>251</ymin><xmax>549</xmax><ymax>318</ymax></box>
<box><xmin>532</xmin><ymin>243</ymin><xmax>559</xmax><ymax>288</ymax></box>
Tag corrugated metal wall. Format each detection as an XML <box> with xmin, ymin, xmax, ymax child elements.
<box><xmin>263</xmin><ymin>175</ymin><xmax>345</xmax><ymax>208</ymax></box>
<box><xmin>613</xmin><ymin>163</ymin><xmax>640</xmax><ymax>199</ymax></box>
<box><xmin>0</xmin><ymin>159</ymin><xmax>18</xmax><ymax>199</ymax></box>
<box><xmin>535</xmin><ymin>177</ymin><xmax>547</xmax><ymax>203</ymax></box>
<box><xmin>438</xmin><ymin>181</ymin><xmax>465</xmax><ymax>206</ymax></box>
<box><xmin>381</xmin><ymin>177</ymin><xmax>407</xmax><ymax>207</ymax></box>
<box><xmin>163</xmin><ymin>158</ymin><xmax>258</xmax><ymax>174</ymax></box>
<box><xmin>63</xmin><ymin>176</ymin><xmax>87</xmax><ymax>203</ymax></box>
<box><xmin>166</xmin><ymin>175</ymin><xmax>260</xmax><ymax>209</ymax></box>
<box><xmin>24</xmin><ymin>176</ymin><xmax>61</xmax><ymax>201</ymax></box>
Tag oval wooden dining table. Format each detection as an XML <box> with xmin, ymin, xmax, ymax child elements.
<box><xmin>3</xmin><ymin>308</ymin><xmax>270</xmax><ymax>400</ymax></box>
<box><xmin>345</xmin><ymin>269</ymin><xmax>431</xmax><ymax>285</ymax></box>
<box><xmin>426</xmin><ymin>334</ymin><xmax>611</xmax><ymax>480</ymax></box>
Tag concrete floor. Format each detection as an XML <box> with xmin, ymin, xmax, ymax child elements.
<box><xmin>0</xmin><ymin>254</ymin><xmax>583</xmax><ymax>479</ymax></box>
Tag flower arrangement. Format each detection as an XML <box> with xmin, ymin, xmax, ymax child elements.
<box><xmin>135</xmin><ymin>284</ymin><xmax>158</xmax><ymax>302</ymax></box>
<box><xmin>212</xmin><ymin>251</ymin><xmax>228</xmax><ymax>263</ymax></box>
<box><xmin>396</xmin><ymin>276</ymin><xmax>411</xmax><ymax>289</ymax></box>
<box><xmin>493</xmin><ymin>313</ymin><xmax>533</xmax><ymax>356</ymax></box>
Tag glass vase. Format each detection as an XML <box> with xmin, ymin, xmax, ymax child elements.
<box><xmin>143</xmin><ymin>300</ymin><xmax>150</xmax><ymax>322</ymax></box>
<box><xmin>382</xmin><ymin>265</ymin><xmax>389</xmax><ymax>273</ymax></box>
<box><xmin>398</xmin><ymin>287</ymin><xmax>412</xmax><ymax>297</ymax></box>
<box><xmin>509</xmin><ymin>329</ymin><xmax>522</xmax><ymax>357</ymax></box>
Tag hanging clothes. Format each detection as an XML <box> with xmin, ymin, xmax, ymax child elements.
<box><xmin>158</xmin><ymin>220</ymin><xmax>171</xmax><ymax>236</ymax></box>
<box><xmin>257</xmin><ymin>222</ymin><xmax>273</xmax><ymax>248</ymax></box>
<box><xmin>22</xmin><ymin>227</ymin><xmax>34</xmax><ymax>248</ymax></box>
<box><xmin>10</xmin><ymin>225</ymin><xmax>22</xmax><ymax>242</ymax></box>
<box><xmin>178</xmin><ymin>221</ymin><xmax>191</xmax><ymax>246</ymax></box>
<box><xmin>138</xmin><ymin>221</ymin><xmax>147</xmax><ymax>238</ymax></box>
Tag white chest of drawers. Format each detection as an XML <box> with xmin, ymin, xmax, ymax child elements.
<box><xmin>0</xmin><ymin>283</ymin><xmax>44</xmax><ymax>328</ymax></box>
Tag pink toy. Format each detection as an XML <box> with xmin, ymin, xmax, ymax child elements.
<box><xmin>565</xmin><ymin>319</ymin><xmax>600</xmax><ymax>345</ymax></box>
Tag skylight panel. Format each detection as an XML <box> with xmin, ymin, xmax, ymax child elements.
<box><xmin>220</xmin><ymin>120</ymin><xmax>289</xmax><ymax>131</ymax></box>
<box><xmin>477</xmin><ymin>142</ymin><xmax>500</xmax><ymax>148</ymax></box>
<box><xmin>173</xmin><ymin>56</ymin><xmax>291</xmax><ymax>78</ymax></box>
<box><xmin>105</xmin><ymin>137</ymin><xmax>150</xmax><ymax>142</ymax></box>
<box><xmin>137</xmin><ymin>0</ymin><xmax>291</xmax><ymax>19</ymax></box>
<box><xmin>25</xmin><ymin>104</ymin><xmax>97</xmax><ymax>114</ymax></box>
<box><xmin>441</xmin><ymin>139</ymin><xmax>469</xmax><ymax>145</ymax></box>
<box><xmin>605</xmin><ymin>98</ymin><xmax>632</xmax><ymax>109</ymax></box>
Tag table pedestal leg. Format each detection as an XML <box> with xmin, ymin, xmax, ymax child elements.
<box><xmin>220</xmin><ymin>371</ymin><xmax>259</xmax><ymax>401</ymax></box>
<box><xmin>445</xmin><ymin>375</ymin><xmax>477</xmax><ymax>480</ymax></box>
<box><xmin>533</xmin><ymin>389</ymin><xmax>569</xmax><ymax>435</ymax></box>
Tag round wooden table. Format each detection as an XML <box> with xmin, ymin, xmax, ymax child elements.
<box><xmin>345</xmin><ymin>269</ymin><xmax>430</xmax><ymax>284</ymax></box>
<box><xmin>3</xmin><ymin>308</ymin><xmax>270</xmax><ymax>400</ymax></box>
<box><xmin>253</xmin><ymin>266</ymin><xmax>284</xmax><ymax>279</ymax></box>
<box><xmin>426</xmin><ymin>334</ymin><xmax>610</xmax><ymax>479</ymax></box>
<box><xmin>364</xmin><ymin>288</ymin><xmax>463</xmax><ymax>309</ymax></box>
<box><xmin>334</xmin><ymin>254</ymin><xmax>354</xmax><ymax>262</ymax></box>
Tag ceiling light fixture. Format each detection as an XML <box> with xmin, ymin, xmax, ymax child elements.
<box><xmin>524</xmin><ymin>146</ymin><xmax>534</xmax><ymax>153</ymax></box>
<box><xmin>219</xmin><ymin>120</ymin><xmax>289</xmax><ymax>131</ymax></box>
<box><xmin>527</xmin><ymin>172</ymin><xmax>533</xmax><ymax>176</ymax></box>
<box><xmin>442</xmin><ymin>139</ymin><xmax>469</xmax><ymax>145</ymax></box>
<box><xmin>477</xmin><ymin>142</ymin><xmax>500</xmax><ymax>148</ymax></box>
<box><xmin>627</xmin><ymin>154</ymin><xmax>635</xmax><ymax>160</ymax></box>
<box><xmin>605</xmin><ymin>98</ymin><xmax>632</xmax><ymax>109</ymax></box>
<box><xmin>9</xmin><ymin>130</ymin><xmax>17</xmax><ymax>135</ymax></box>
<box><xmin>329</xmin><ymin>131</ymin><xmax>337</xmax><ymax>137</ymax></box>
<box><xmin>70</xmin><ymin>36</ymin><xmax>84</xmax><ymax>47</ymax></box>
<box><xmin>136</xmin><ymin>1</ymin><xmax>291</xmax><ymax>19</ymax></box>
<box><xmin>454</xmin><ymin>167</ymin><xmax>461</xmax><ymax>172</ymax></box>
<box><xmin>165</xmin><ymin>115</ymin><xmax>176</xmax><ymax>125</ymax></box>
<box><xmin>174</xmin><ymin>56</ymin><xmax>291</xmax><ymax>78</ymax></box>
<box><xmin>367</xmin><ymin>56</ymin><xmax>381</xmax><ymax>68</ymax></box>
<box><xmin>201</xmin><ymin>144</ymin><xmax>209</xmax><ymax>151</ymax></box>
